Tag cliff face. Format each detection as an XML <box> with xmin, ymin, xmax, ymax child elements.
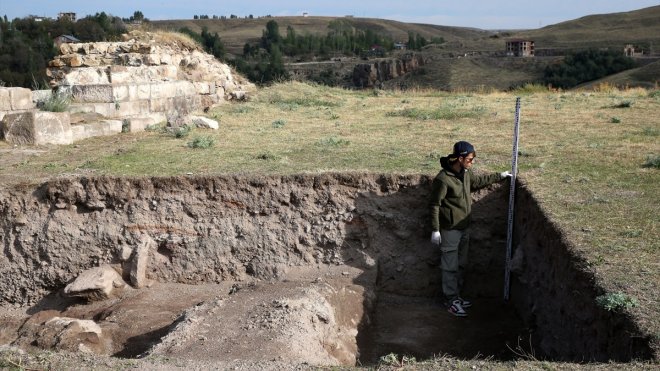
<box><xmin>352</xmin><ymin>53</ymin><xmax>425</xmax><ymax>88</ymax></box>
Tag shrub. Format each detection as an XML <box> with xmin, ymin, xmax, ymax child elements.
<box><xmin>40</xmin><ymin>92</ymin><xmax>71</xmax><ymax>112</ymax></box>
<box><xmin>174</xmin><ymin>125</ymin><xmax>192</xmax><ymax>138</ymax></box>
<box><xmin>643</xmin><ymin>154</ymin><xmax>660</xmax><ymax>169</ymax></box>
<box><xmin>596</xmin><ymin>292</ymin><xmax>638</xmax><ymax>312</ymax></box>
<box><xmin>187</xmin><ymin>136</ymin><xmax>215</xmax><ymax>148</ymax></box>
<box><xmin>272</xmin><ymin>119</ymin><xmax>286</xmax><ymax>128</ymax></box>
<box><xmin>610</xmin><ymin>117</ymin><xmax>621</xmax><ymax>124</ymax></box>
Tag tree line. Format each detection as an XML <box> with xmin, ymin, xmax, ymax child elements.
<box><xmin>543</xmin><ymin>49</ymin><xmax>635</xmax><ymax>89</ymax></box>
<box><xmin>227</xmin><ymin>19</ymin><xmax>434</xmax><ymax>84</ymax></box>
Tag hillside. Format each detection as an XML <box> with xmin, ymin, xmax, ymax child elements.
<box><xmin>510</xmin><ymin>5</ymin><xmax>660</xmax><ymax>53</ymax></box>
<box><xmin>148</xmin><ymin>7</ymin><xmax>660</xmax><ymax>90</ymax></box>
<box><xmin>579</xmin><ymin>59</ymin><xmax>660</xmax><ymax>89</ymax></box>
<box><xmin>151</xmin><ymin>16</ymin><xmax>491</xmax><ymax>56</ymax></box>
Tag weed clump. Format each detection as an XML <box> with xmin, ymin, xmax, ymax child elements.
<box><xmin>40</xmin><ymin>91</ymin><xmax>71</xmax><ymax>112</ymax></box>
<box><xmin>187</xmin><ymin>136</ymin><xmax>215</xmax><ymax>148</ymax></box>
<box><xmin>596</xmin><ymin>292</ymin><xmax>638</xmax><ymax>312</ymax></box>
<box><xmin>642</xmin><ymin>154</ymin><xmax>660</xmax><ymax>169</ymax></box>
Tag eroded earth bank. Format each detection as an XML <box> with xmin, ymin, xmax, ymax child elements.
<box><xmin>0</xmin><ymin>173</ymin><xmax>654</xmax><ymax>368</ymax></box>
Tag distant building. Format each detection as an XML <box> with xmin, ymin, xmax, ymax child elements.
<box><xmin>624</xmin><ymin>44</ymin><xmax>643</xmax><ymax>57</ymax></box>
<box><xmin>58</xmin><ymin>12</ymin><xmax>76</xmax><ymax>22</ymax></box>
<box><xmin>302</xmin><ymin>12</ymin><xmax>309</xmax><ymax>17</ymax></box>
<box><xmin>394</xmin><ymin>42</ymin><xmax>407</xmax><ymax>50</ymax></box>
<box><xmin>506</xmin><ymin>39</ymin><xmax>534</xmax><ymax>57</ymax></box>
<box><xmin>54</xmin><ymin>34</ymin><xmax>80</xmax><ymax>47</ymax></box>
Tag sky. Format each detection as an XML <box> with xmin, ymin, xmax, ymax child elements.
<box><xmin>1</xmin><ymin>0</ymin><xmax>659</xmax><ymax>29</ymax></box>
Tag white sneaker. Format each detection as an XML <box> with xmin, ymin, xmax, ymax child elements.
<box><xmin>457</xmin><ymin>297</ymin><xmax>472</xmax><ymax>308</ymax></box>
<box><xmin>447</xmin><ymin>299</ymin><xmax>468</xmax><ymax>317</ymax></box>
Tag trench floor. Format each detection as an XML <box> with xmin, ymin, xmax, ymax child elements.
<box><xmin>358</xmin><ymin>292</ymin><xmax>531</xmax><ymax>363</ymax></box>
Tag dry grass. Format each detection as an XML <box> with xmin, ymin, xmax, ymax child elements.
<box><xmin>1</xmin><ymin>81</ymin><xmax>659</xmax><ymax>353</ymax></box>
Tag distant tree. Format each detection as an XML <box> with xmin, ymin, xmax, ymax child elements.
<box><xmin>132</xmin><ymin>11</ymin><xmax>144</xmax><ymax>22</ymax></box>
<box><xmin>543</xmin><ymin>49</ymin><xmax>635</xmax><ymax>88</ymax></box>
<box><xmin>194</xmin><ymin>15</ymin><xmax>199</xmax><ymax>20</ymax></box>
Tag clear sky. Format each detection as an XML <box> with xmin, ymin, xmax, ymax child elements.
<box><xmin>1</xmin><ymin>0</ymin><xmax>658</xmax><ymax>29</ymax></box>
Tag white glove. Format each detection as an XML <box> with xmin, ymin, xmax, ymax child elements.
<box><xmin>500</xmin><ymin>171</ymin><xmax>513</xmax><ymax>179</ymax></box>
<box><xmin>431</xmin><ymin>231</ymin><xmax>441</xmax><ymax>246</ymax></box>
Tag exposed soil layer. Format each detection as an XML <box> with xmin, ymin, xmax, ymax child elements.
<box><xmin>0</xmin><ymin>173</ymin><xmax>654</xmax><ymax>366</ymax></box>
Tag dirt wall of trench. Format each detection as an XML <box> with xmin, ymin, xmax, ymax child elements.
<box><xmin>510</xmin><ymin>181</ymin><xmax>655</xmax><ymax>362</ymax></box>
<box><xmin>0</xmin><ymin>173</ymin><xmax>446</xmax><ymax>306</ymax></box>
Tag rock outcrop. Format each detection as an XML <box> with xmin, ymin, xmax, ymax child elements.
<box><xmin>352</xmin><ymin>53</ymin><xmax>425</xmax><ymax>88</ymax></box>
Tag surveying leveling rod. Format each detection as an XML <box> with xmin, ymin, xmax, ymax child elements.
<box><xmin>504</xmin><ymin>97</ymin><xmax>521</xmax><ymax>301</ymax></box>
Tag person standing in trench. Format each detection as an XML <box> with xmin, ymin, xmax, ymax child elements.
<box><xmin>429</xmin><ymin>141</ymin><xmax>511</xmax><ymax>317</ymax></box>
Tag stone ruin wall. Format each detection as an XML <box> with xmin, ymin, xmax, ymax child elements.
<box><xmin>0</xmin><ymin>31</ymin><xmax>255</xmax><ymax>145</ymax></box>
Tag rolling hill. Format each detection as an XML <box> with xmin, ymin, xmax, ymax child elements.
<box><xmin>149</xmin><ymin>6</ymin><xmax>660</xmax><ymax>90</ymax></box>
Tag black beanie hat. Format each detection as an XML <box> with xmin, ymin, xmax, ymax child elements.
<box><xmin>452</xmin><ymin>141</ymin><xmax>475</xmax><ymax>157</ymax></box>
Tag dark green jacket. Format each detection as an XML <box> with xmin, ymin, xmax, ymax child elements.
<box><xmin>430</xmin><ymin>156</ymin><xmax>502</xmax><ymax>231</ymax></box>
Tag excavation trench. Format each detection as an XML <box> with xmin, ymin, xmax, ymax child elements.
<box><xmin>0</xmin><ymin>174</ymin><xmax>653</xmax><ymax>366</ymax></box>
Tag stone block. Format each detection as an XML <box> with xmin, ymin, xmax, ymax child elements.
<box><xmin>156</xmin><ymin>65</ymin><xmax>178</xmax><ymax>80</ymax></box>
<box><xmin>70</xmin><ymin>85</ymin><xmax>114</xmax><ymax>103</ymax></box>
<box><xmin>201</xmin><ymin>94</ymin><xmax>221</xmax><ymax>109</ymax></box>
<box><xmin>128</xmin><ymin>83</ymin><xmax>151</xmax><ymax>100</ymax></box>
<box><xmin>130</xmin><ymin>235</ymin><xmax>155</xmax><ymax>288</ymax></box>
<box><xmin>194</xmin><ymin>82</ymin><xmax>211</xmax><ymax>95</ymax></box>
<box><xmin>0</xmin><ymin>89</ymin><xmax>10</xmax><ymax>111</ymax></box>
<box><xmin>69</xmin><ymin>102</ymin><xmax>118</xmax><ymax>117</ymax></box>
<box><xmin>112</xmin><ymin>85</ymin><xmax>130</xmax><ymax>102</ymax></box>
<box><xmin>175</xmin><ymin>81</ymin><xmax>196</xmax><ymax>97</ymax></box>
<box><xmin>62</xmin><ymin>67</ymin><xmax>110</xmax><ymax>85</ymax></box>
<box><xmin>149</xmin><ymin>97</ymin><xmax>170</xmax><ymax>113</ymax></box>
<box><xmin>145</xmin><ymin>54</ymin><xmax>161</xmax><ymax>65</ymax></box>
<box><xmin>108</xmin><ymin>66</ymin><xmax>131</xmax><ymax>84</ymax></box>
<box><xmin>116</xmin><ymin>100</ymin><xmax>149</xmax><ymax>117</ymax></box>
<box><xmin>2</xmin><ymin>111</ymin><xmax>72</xmax><ymax>145</ymax></box>
<box><xmin>8</xmin><ymin>87</ymin><xmax>34</xmax><ymax>110</ymax></box>
<box><xmin>71</xmin><ymin>120</ymin><xmax>122</xmax><ymax>142</ymax></box>
<box><xmin>149</xmin><ymin>95</ymin><xmax>201</xmax><ymax>115</ymax></box>
<box><xmin>187</xmin><ymin>115</ymin><xmax>219</xmax><ymax>130</ymax></box>
<box><xmin>146</xmin><ymin>112</ymin><xmax>167</xmax><ymax>125</ymax></box>
<box><xmin>125</xmin><ymin>117</ymin><xmax>156</xmax><ymax>132</ymax></box>
<box><xmin>63</xmin><ymin>265</ymin><xmax>125</xmax><ymax>301</ymax></box>
<box><xmin>150</xmin><ymin>82</ymin><xmax>178</xmax><ymax>99</ymax></box>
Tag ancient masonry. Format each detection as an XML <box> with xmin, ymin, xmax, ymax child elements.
<box><xmin>0</xmin><ymin>31</ymin><xmax>255</xmax><ymax>145</ymax></box>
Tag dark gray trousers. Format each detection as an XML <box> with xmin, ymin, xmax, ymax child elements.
<box><xmin>440</xmin><ymin>228</ymin><xmax>470</xmax><ymax>302</ymax></box>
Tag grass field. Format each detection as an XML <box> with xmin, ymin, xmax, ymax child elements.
<box><xmin>1</xmin><ymin>82</ymin><xmax>658</xmax><ymax>365</ymax></box>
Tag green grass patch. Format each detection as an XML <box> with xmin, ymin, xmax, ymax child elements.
<box><xmin>385</xmin><ymin>106</ymin><xmax>485</xmax><ymax>120</ymax></box>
